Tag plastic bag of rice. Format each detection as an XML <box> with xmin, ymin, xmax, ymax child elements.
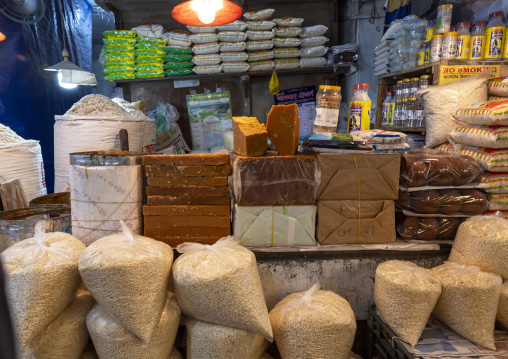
<box><xmin>163</xmin><ymin>54</ymin><xmax>193</xmax><ymax>62</ymax></box>
<box><xmin>450</xmin><ymin>125</ymin><xmax>508</xmax><ymax>148</ymax></box>
<box><xmin>218</xmin><ymin>31</ymin><xmax>248</xmax><ymax>42</ymax></box>
<box><xmin>488</xmin><ymin>77</ymin><xmax>508</xmax><ymax>96</ymax></box>
<box><xmin>274</xmin><ymin>58</ymin><xmax>299</xmax><ymax>69</ymax></box>
<box><xmin>481</xmin><ymin>172</ymin><xmax>508</xmax><ymax>193</ymax></box>
<box><xmin>449</xmin><ymin>215</ymin><xmax>508</xmax><ymax>279</ymax></box>
<box><xmin>172</xmin><ymin>237</ymin><xmax>273</xmax><ymax>339</ymax></box>
<box><xmin>103</xmin><ymin>45</ymin><xmax>134</xmax><ymax>52</ymax></box>
<box><xmin>273</xmin><ymin>37</ymin><xmax>301</xmax><ymax>47</ymax></box>
<box><xmin>163</xmin><ymin>61</ymin><xmax>194</xmax><ymax>70</ymax></box>
<box><xmin>137</xmin><ymin>37</ymin><xmax>166</xmax><ymax>45</ymax></box>
<box><xmin>497</xmin><ymin>281</ymin><xmax>508</xmax><ymax>329</ymax></box>
<box><xmin>431</xmin><ymin>262</ymin><xmax>502</xmax><ymax>350</ymax></box>
<box><xmin>103</xmin><ymin>51</ymin><xmax>135</xmax><ymax>60</ymax></box>
<box><xmin>135</xmin><ymin>42</ymin><xmax>165</xmax><ymax>50</ymax></box>
<box><xmin>247</xmin><ymin>21</ymin><xmax>276</xmax><ymax>31</ymax></box>
<box><xmin>374</xmin><ymin>260</ymin><xmax>442</xmax><ymax>346</ymax></box>
<box><xmin>192</xmin><ymin>54</ymin><xmax>221</xmax><ymax>65</ymax></box>
<box><xmin>273</xmin><ymin>26</ymin><xmax>302</xmax><ymax>37</ymax></box>
<box><xmin>1</xmin><ymin>221</ymin><xmax>85</xmax><ymax>347</ymax></box>
<box><xmin>186</xmin><ymin>319</ymin><xmax>269</xmax><ymax>359</ymax></box>
<box><xmin>487</xmin><ymin>194</ymin><xmax>508</xmax><ymax>210</ymax></box>
<box><xmin>249</xmin><ymin>60</ymin><xmax>273</xmax><ymax>71</ymax></box>
<box><xmin>416</xmin><ymin>69</ymin><xmax>489</xmax><ymax>147</ymax></box>
<box><xmin>104</xmin><ymin>37</ymin><xmax>136</xmax><ymax>46</ymax></box>
<box><xmin>193</xmin><ymin>42</ymin><xmax>220</xmax><ymax>55</ymax></box>
<box><xmin>300</xmin><ymin>25</ymin><xmax>328</xmax><ymax>37</ymax></box>
<box><xmin>246</xmin><ymin>40</ymin><xmax>274</xmax><ymax>51</ymax></box>
<box><xmin>104</xmin><ymin>30</ymin><xmax>136</xmax><ymax>38</ymax></box>
<box><xmin>222</xmin><ymin>61</ymin><xmax>250</xmax><ymax>73</ymax></box>
<box><xmin>300</xmin><ymin>45</ymin><xmax>327</xmax><ymax>57</ymax></box>
<box><xmin>131</xmin><ymin>24</ymin><xmax>164</xmax><ymax>38</ymax></box>
<box><xmin>269</xmin><ymin>284</ymin><xmax>356</xmax><ymax>359</ymax></box>
<box><xmin>274</xmin><ymin>47</ymin><xmax>300</xmax><ymax>58</ymax></box>
<box><xmin>22</xmin><ymin>291</ymin><xmax>95</xmax><ymax>359</ymax></box>
<box><xmin>452</xmin><ymin>99</ymin><xmax>508</xmax><ymax>126</ymax></box>
<box><xmin>133</xmin><ymin>48</ymin><xmax>165</xmax><ymax>58</ymax></box>
<box><xmin>169</xmin><ymin>347</ymin><xmax>183</xmax><ymax>359</ymax></box>
<box><xmin>217</xmin><ymin>20</ymin><xmax>248</xmax><ymax>32</ymax></box>
<box><xmin>189</xmin><ymin>33</ymin><xmax>219</xmax><ymax>44</ymax></box>
<box><xmin>452</xmin><ymin>144</ymin><xmax>508</xmax><ymax>172</ymax></box>
<box><xmin>79</xmin><ymin>221</ymin><xmax>173</xmax><ymax>343</ymax></box>
<box><xmin>220</xmin><ymin>41</ymin><xmax>247</xmax><ymax>52</ymax></box>
<box><xmin>247</xmin><ymin>30</ymin><xmax>275</xmax><ymax>40</ymax></box>
<box><xmin>135</xmin><ymin>57</ymin><xmax>164</xmax><ymax>64</ymax></box>
<box><xmin>244</xmin><ymin>9</ymin><xmax>275</xmax><ymax>21</ymax></box>
<box><xmin>193</xmin><ymin>65</ymin><xmax>222</xmax><ymax>74</ymax></box>
<box><xmin>248</xmin><ymin>50</ymin><xmax>274</xmax><ymax>62</ymax></box>
<box><xmin>221</xmin><ymin>51</ymin><xmax>248</xmax><ymax>62</ymax></box>
<box><xmin>87</xmin><ymin>292</ymin><xmax>181</xmax><ymax>359</ymax></box>
<box><xmin>187</xmin><ymin>25</ymin><xmax>216</xmax><ymax>33</ymax></box>
<box><xmin>300</xmin><ymin>36</ymin><xmax>328</xmax><ymax>47</ymax></box>
<box><xmin>300</xmin><ymin>57</ymin><xmax>327</xmax><ymax>68</ymax></box>
<box><xmin>273</xmin><ymin>17</ymin><xmax>304</xmax><ymax>27</ymax></box>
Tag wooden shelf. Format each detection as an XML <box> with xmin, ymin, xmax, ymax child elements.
<box><xmin>380</xmin><ymin>126</ymin><xmax>425</xmax><ymax>133</ymax></box>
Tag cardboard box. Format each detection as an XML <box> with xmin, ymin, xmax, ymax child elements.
<box><xmin>234</xmin><ymin>204</ymin><xmax>316</xmax><ymax>247</ymax></box>
<box><xmin>316</xmin><ymin>154</ymin><xmax>400</xmax><ymax>201</ymax></box>
<box><xmin>316</xmin><ymin>200</ymin><xmax>396</xmax><ymax>244</ymax></box>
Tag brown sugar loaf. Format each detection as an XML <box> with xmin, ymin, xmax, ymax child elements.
<box><xmin>438</xmin><ymin>189</ymin><xmax>462</xmax><ymax>214</ymax></box>
<box><xmin>458</xmin><ymin>189</ymin><xmax>488</xmax><ymax>214</ymax></box>
<box><xmin>397</xmin><ymin>189</ymin><xmax>487</xmax><ymax>215</ymax></box>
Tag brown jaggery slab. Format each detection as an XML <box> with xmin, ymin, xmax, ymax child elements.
<box><xmin>144</xmin><ymin>216</ymin><xmax>230</xmax><ymax>227</ymax></box>
<box><xmin>144</xmin><ymin>226</ymin><xmax>231</xmax><ymax>238</ymax></box>
<box><xmin>147</xmin><ymin>196</ymin><xmax>230</xmax><ymax>206</ymax></box>
<box><xmin>232</xmin><ymin>117</ymin><xmax>268</xmax><ymax>157</ymax></box>
<box><xmin>187</xmin><ymin>177</ymin><xmax>228</xmax><ymax>187</ymax></box>
<box><xmin>143</xmin><ymin>205</ymin><xmax>230</xmax><ymax>217</ymax></box>
<box><xmin>147</xmin><ymin>177</ymin><xmax>227</xmax><ymax>188</ymax></box>
<box><xmin>153</xmin><ymin>236</ymin><xmax>221</xmax><ymax>247</ymax></box>
<box><xmin>266</xmin><ymin>104</ymin><xmax>300</xmax><ymax>156</ymax></box>
<box><xmin>143</xmin><ymin>153</ymin><xmax>231</xmax><ymax>166</ymax></box>
<box><xmin>147</xmin><ymin>177</ymin><xmax>188</xmax><ymax>187</ymax></box>
<box><xmin>146</xmin><ymin>186</ymin><xmax>228</xmax><ymax>197</ymax></box>
<box><xmin>145</xmin><ymin>165</ymin><xmax>232</xmax><ymax>178</ymax></box>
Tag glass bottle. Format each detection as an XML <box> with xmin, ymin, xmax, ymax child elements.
<box><xmin>414</xmin><ymin>98</ymin><xmax>424</xmax><ymax>128</ymax></box>
<box><xmin>312</xmin><ymin>85</ymin><xmax>342</xmax><ymax>133</ymax></box>
<box><xmin>410</xmin><ymin>77</ymin><xmax>420</xmax><ymax>97</ymax></box>
<box><xmin>419</xmin><ymin>74</ymin><xmax>432</xmax><ymax>89</ymax></box>
<box><xmin>402</xmin><ymin>78</ymin><xmax>411</xmax><ymax>99</ymax></box>
<box><xmin>406</xmin><ymin>97</ymin><xmax>415</xmax><ymax>127</ymax></box>
<box><xmin>394</xmin><ymin>98</ymin><xmax>400</xmax><ymax>127</ymax></box>
<box><xmin>399</xmin><ymin>98</ymin><xmax>408</xmax><ymax>127</ymax></box>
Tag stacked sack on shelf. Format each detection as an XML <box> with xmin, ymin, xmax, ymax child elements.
<box><xmin>102</xmin><ymin>30</ymin><xmax>136</xmax><ymax>81</ymax></box>
<box><xmin>131</xmin><ymin>24</ymin><xmax>166</xmax><ymax>78</ymax></box>
<box><xmin>161</xmin><ymin>29</ymin><xmax>194</xmax><ymax>76</ymax></box>
<box><xmin>186</xmin><ymin>27</ymin><xmax>232</xmax><ymax>75</ymax></box>
<box><xmin>217</xmin><ymin>20</ymin><xmax>252</xmax><ymax>71</ymax></box>
<box><xmin>396</xmin><ymin>150</ymin><xmax>486</xmax><ymax>241</ymax></box>
<box><xmin>373</xmin><ymin>40</ymin><xmax>391</xmax><ymax>76</ymax></box>
<box><xmin>244</xmin><ymin>9</ymin><xmax>276</xmax><ymax>71</ymax></box>
<box><xmin>271</xmin><ymin>14</ymin><xmax>303</xmax><ymax>70</ymax></box>
<box><xmin>298</xmin><ymin>24</ymin><xmax>329</xmax><ymax>68</ymax></box>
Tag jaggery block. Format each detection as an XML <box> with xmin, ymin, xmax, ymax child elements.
<box><xmin>144</xmin><ymin>226</ymin><xmax>231</xmax><ymax>238</ymax></box>
<box><xmin>147</xmin><ymin>177</ymin><xmax>227</xmax><ymax>188</ymax></box>
<box><xmin>146</xmin><ymin>186</ymin><xmax>228</xmax><ymax>197</ymax></box>
<box><xmin>266</xmin><ymin>104</ymin><xmax>300</xmax><ymax>156</ymax></box>
<box><xmin>233</xmin><ymin>117</ymin><xmax>268</xmax><ymax>157</ymax></box>
<box><xmin>187</xmin><ymin>177</ymin><xmax>228</xmax><ymax>187</ymax></box>
<box><xmin>145</xmin><ymin>165</ymin><xmax>232</xmax><ymax>178</ymax></box>
<box><xmin>143</xmin><ymin>153</ymin><xmax>231</xmax><ymax>166</ymax></box>
<box><xmin>144</xmin><ymin>216</ymin><xmax>230</xmax><ymax>227</ymax></box>
<box><xmin>147</xmin><ymin>196</ymin><xmax>230</xmax><ymax>206</ymax></box>
<box><xmin>147</xmin><ymin>177</ymin><xmax>188</xmax><ymax>187</ymax></box>
<box><xmin>143</xmin><ymin>206</ymin><xmax>230</xmax><ymax>217</ymax></box>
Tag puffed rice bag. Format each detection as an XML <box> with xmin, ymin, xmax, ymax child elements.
<box><xmin>453</xmin><ymin>99</ymin><xmax>508</xmax><ymax>126</ymax></box>
<box><xmin>273</xmin><ymin>26</ymin><xmax>302</xmax><ymax>37</ymax></box>
<box><xmin>78</xmin><ymin>222</ymin><xmax>174</xmax><ymax>343</ymax></box>
<box><xmin>269</xmin><ymin>284</ymin><xmax>356</xmax><ymax>359</ymax></box>
<box><xmin>248</xmin><ymin>50</ymin><xmax>274</xmax><ymax>62</ymax></box>
<box><xmin>274</xmin><ymin>58</ymin><xmax>299</xmax><ymax>69</ymax></box>
<box><xmin>453</xmin><ymin>144</ymin><xmax>508</xmax><ymax>172</ymax></box>
<box><xmin>481</xmin><ymin>173</ymin><xmax>508</xmax><ymax>193</ymax></box>
<box><xmin>192</xmin><ymin>54</ymin><xmax>221</xmax><ymax>65</ymax></box>
<box><xmin>249</xmin><ymin>60</ymin><xmax>273</xmax><ymax>71</ymax></box>
<box><xmin>220</xmin><ymin>41</ymin><xmax>247</xmax><ymax>52</ymax></box>
<box><xmin>131</xmin><ymin>24</ymin><xmax>164</xmax><ymax>38</ymax></box>
<box><xmin>193</xmin><ymin>65</ymin><xmax>222</xmax><ymax>74</ymax></box>
<box><xmin>374</xmin><ymin>260</ymin><xmax>442</xmax><ymax>346</ymax></box>
<box><xmin>450</xmin><ymin>125</ymin><xmax>508</xmax><ymax>148</ymax></box>
<box><xmin>137</xmin><ymin>37</ymin><xmax>166</xmax><ymax>45</ymax></box>
<box><xmin>274</xmin><ymin>47</ymin><xmax>300</xmax><ymax>58</ymax></box>
<box><xmin>490</xmin><ymin>95</ymin><xmax>508</xmax><ymax>101</ymax></box>
<box><xmin>1</xmin><ymin>221</ymin><xmax>86</xmax><ymax>347</ymax></box>
<box><xmin>247</xmin><ymin>21</ymin><xmax>276</xmax><ymax>31</ymax></box>
<box><xmin>273</xmin><ymin>37</ymin><xmax>301</xmax><ymax>47</ymax></box>
<box><xmin>164</xmin><ymin>46</ymin><xmax>193</xmax><ymax>55</ymax></box>
<box><xmin>221</xmin><ymin>51</ymin><xmax>249</xmax><ymax>62</ymax></box>
<box><xmin>189</xmin><ymin>33</ymin><xmax>219</xmax><ymax>44</ymax></box>
<box><xmin>186</xmin><ymin>319</ymin><xmax>268</xmax><ymax>359</ymax></box>
<box><xmin>247</xmin><ymin>30</ymin><xmax>275</xmax><ymax>40</ymax></box>
<box><xmin>218</xmin><ymin>31</ymin><xmax>248</xmax><ymax>42</ymax></box>
<box><xmin>300</xmin><ymin>45</ymin><xmax>327</xmax><ymax>57</ymax></box>
<box><xmin>217</xmin><ymin>20</ymin><xmax>248</xmax><ymax>32</ymax></box>
<box><xmin>244</xmin><ymin>9</ymin><xmax>275</xmax><ymax>21</ymax></box>
<box><xmin>300</xmin><ymin>25</ymin><xmax>328</xmax><ymax>37</ymax></box>
<box><xmin>431</xmin><ymin>262</ymin><xmax>502</xmax><ymax>350</ymax></box>
<box><xmin>497</xmin><ymin>281</ymin><xmax>508</xmax><ymax>329</ymax></box>
<box><xmin>246</xmin><ymin>40</ymin><xmax>274</xmax><ymax>51</ymax></box>
<box><xmin>300</xmin><ymin>57</ymin><xmax>327</xmax><ymax>68</ymax></box>
<box><xmin>222</xmin><ymin>61</ymin><xmax>250</xmax><ymax>73</ymax></box>
<box><xmin>488</xmin><ymin>77</ymin><xmax>508</xmax><ymax>96</ymax></box>
<box><xmin>193</xmin><ymin>42</ymin><xmax>220</xmax><ymax>55</ymax></box>
<box><xmin>162</xmin><ymin>30</ymin><xmax>191</xmax><ymax>47</ymax></box>
<box><xmin>104</xmin><ymin>37</ymin><xmax>136</xmax><ymax>46</ymax></box>
<box><xmin>172</xmin><ymin>237</ymin><xmax>273</xmax><ymax>339</ymax></box>
<box><xmin>187</xmin><ymin>25</ymin><xmax>217</xmax><ymax>33</ymax></box>
<box><xmin>300</xmin><ymin>36</ymin><xmax>328</xmax><ymax>47</ymax></box>
<box><xmin>487</xmin><ymin>194</ymin><xmax>508</xmax><ymax>210</ymax></box>
<box><xmin>273</xmin><ymin>17</ymin><xmax>304</xmax><ymax>27</ymax></box>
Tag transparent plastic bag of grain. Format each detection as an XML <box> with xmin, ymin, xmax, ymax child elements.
<box><xmin>186</xmin><ymin>318</ymin><xmax>269</xmax><ymax>359</ymax></box>
<box><xmin>497</xmin><ymin>281</ymin><xmax>508</xmax><ymax>330</ymax></box>
<box><xmin>173</xmin><ymin>237</ymin><xmax>273</xmax><ymax>339</ymax></box>
<box><xmin>79</xmin><ymin>221</ymin><xmax>174</xmax><ymax>343</ymax></box>
<box><xmin>169</xmin><ymin>347</ymin><xmax>183</xmax><ymax>359</ymax></box>
<box><xmin>431</xmin><ymin>262</ymin><xmax>502</xmax><ymax>350</ymax></box>
<box><xmin>1</xmin><ymin>221</ymin><xmax>86</xmax><ymax>347</ymax></box>
<box><xmin>269</xmin><ymin>284</ymin><xmax>356</xmax><ymax>359</ymax></box>
<box><xmin>448</xmin><ymin>215</ymin><xmax>508</xmax><ymax>279</ymax></box>
<box><xmin>87</xmin><ymin>291</ymin><xmax>181</xmax><ymax>359</ymax></box>
<box><xmin>374</xmin><ymin>260</ymin><xmax>442</xmax><ymax>346</ymax></box>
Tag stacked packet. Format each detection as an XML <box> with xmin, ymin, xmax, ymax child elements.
<box><xmin>189</xmin><ymin>28</ymin><xmax>223</xmax><ymax>74</ymax></box>
<box><xmin>298</xmin><ymin>25</ymin><xmax>329</xmax><ymax>68</ymax></box>
<box><xmin>271</xmin><ymin>16</ymin><xmax>303</xmax><ymax>70</ymax></box>
<box><xmin>133</xmin><ymin>37</ymin><xmax>166</xmax><ymax>78</ymax></box>
<box><xmin>243</xmin><ymin>9</ymin><xmax>276</xmax><ymax>71</ymax></box>
<box><xmin>102</xmin><ymin>30</ymin><xmax>136</xmax><ymax>81</ymax></box>
<box><xmin>162</xmin><ymin>29</ymin><xmax>194</xmax><ymax>76</ymax></box>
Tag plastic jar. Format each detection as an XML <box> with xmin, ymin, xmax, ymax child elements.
<box><xmin>312</xmin><ymin>85</ymin><xmax>342</xmax><ymax>134</ymax></box>
<box><xmin>419</xmin><ymin>75</ymin><xmax>432</xmax><ymax>89</ymax></box>
<box><xmin>469</xmin><ymin>22</ymin><xmax>486</xmax><ymax>60</ymax></box>
<box><xmin>402</xmin><ymin>78</ymin><xmax>411</xmax><ymax>99</ymax></box>
<box><xmin>417</xmin><ymin>42</ymin><xmax>427</xmax><ymax>65</ymax></box>
<box><xmin>347</xmin><ymin>83</ymin><xmax>371</xmax><ymax>133</ymax></box>
<box><xmin>456</xmin><ymin>22</ymin><xmax>471</xmax><ymax>59</ymax></box>
<box><xmin>426</xmin><ymin>20</ymin><xmax>436</xmax><ymax>41</ymax></box>
<box><xmin>394</xmin><ymin>98</ymin><xmax>401</xmax><ymax>127</ymax></box>
<box><xmin>395</xmin><ymin>80</ymin><xmax>403</xmax><ymax>101</ymax></box>
<box><xmin>381</xmin><ymin>92</ymin><xmax>394</xmax><ymax>126</ymax></box>
<box><xmin>431</xmin><ymin>34</ymin><xmax>443</xmax><ymax>62</ymax></box>
<box><xmin>484</xmin><ymin>11</ymin><xmax>505</xmax><ymax>60</ymax></box>
<box><xmin>410</xmin><ymin>77</ymin><xmax>420</xmax><ymax>97</ymax></box>
<box><xmin>424</xmin><ymin>41</ymin><xmax>431</xmax><ymax>63</ymax></box>
<box><xmin>436</xmin><ymin>4</ymin><xmax>453</xmax><ymax>34</ymax></box>
<box><xmin>442</xmin><ymin>31</ymin><xmax>458</xmax><ymax>60</ymax></box>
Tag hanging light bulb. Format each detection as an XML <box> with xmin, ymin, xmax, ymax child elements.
<box><xmin>0</xmin><ymin>32</ymin><xmax>5</xmax><ymax>41</ymax></box>
<box><xmin>172</xmin><ymin>0</ymin><xmax>242</xmax><ymax>27</ymax></box>
<box><xmin>189</xmin><ymin>0</ymin><xmax>223</xmax><ymax>24</ymax></box>
<box><xmin>57</xmin><ymin>71</ymin><xmax>78</xmax><ymax>89</ymax></box>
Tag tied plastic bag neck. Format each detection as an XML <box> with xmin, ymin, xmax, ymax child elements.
<box><xmin>269</xmin><ymin>71</ymin><xmax>280</xmax><ymax>95</ymax></box>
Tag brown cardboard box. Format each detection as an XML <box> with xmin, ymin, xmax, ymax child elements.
<box><xmin>316</xmin><ymin>154</ymin><xmax>400</xmax><ymax>201</ymax></box>
<box><xmin>316</xmin><ymin>200</ymin><xmax>396</xmax><ymax>244</ymax></box>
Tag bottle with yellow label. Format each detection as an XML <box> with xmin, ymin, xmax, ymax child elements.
<box><xmin>348</xmin><ymin>83</ymin><xmax>371</xmax><ymax>133</ymax></box>
<box><xmin>484</xmin><ymin>11</ymin><xmax>505</xmax><ymax>60</ymax></box>
<box><xmin>469</xmin><ymin>22</ymin><xmax>487</xmax><ymax>60</ymax></box>
<box><xmin>456</xmin><ymin>22</ymin><xmax>471</xmax><ymax>59</ymax></box>
<box><xmin>417</xmin><ymin>42</ymin><xmax>426</xmax><ymax>66</ymax></box>
<box><xmin>425</xmin><ymin>20</ymin><xmax>436</xmax><ymax>41</ymax></box>
<box><xmin>423</xmin><ymin>41</ymin><xmax>431</xmax><ymax>63</ymax></box>
<box><xmin>504</xmin><ymin>17</ymin><xmax>508</xmax><ymax>59</ymax></box>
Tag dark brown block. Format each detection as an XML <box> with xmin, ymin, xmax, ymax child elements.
<box><xmin>187</xmin><ymin>177</ymin><xmax>228</xmax><ymax>187</ymax></box>
<box><xmin>144</xmin><ymin>226</ymin><xmax>231</xmax><ymax>238</ymax></box>
<box><xmin>145</xmin><ymin>216</ymin><xmax>230</xmax><ymax>227</ymax></box>
<box><xmin>143</xmin><ymin>205</ymin><xmax>230</xmax><ymax>217</ymax></box>
<box><xmin>147</xmin><ymin>196</ymin><xmax>230</xmax><ymax>206</ymax></box>
<box><xmin>146</xmin><ymin>186</ymin><xmax>228</xmax><ymax>197</ymax></box>
<box><xmin>145</xmin><ymin>165</ymin><xmax>232</xmax><ymax>178</ymax></box>
<box><xmin>147</xmin><ymin>177</ymin><xmax>188</xmax><ymax>187</ymax></box>
<box><xmin>143</xmin><ymin>153</ymin><xmax>230</xmax><ymax>166</ymax></box>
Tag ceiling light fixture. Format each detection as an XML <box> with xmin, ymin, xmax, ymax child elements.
<box><xmin>0</xmin><ymin>32</ymin><xmax>5</xmax><ymax>41</ymax></box>
<box><xmin>172</xmin><ymin>0</ymin><xmax>242</xmax><ymax>27</ymax></box>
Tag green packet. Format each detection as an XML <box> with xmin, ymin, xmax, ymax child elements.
<box><xmin>135</xmin><ymin>43</ymin><xmax>165</xmax><ymax>50</ymax></box>
<box><xmin>135</xmin><ymin>71</ymin><xmax>164</xmax><ymax>78</ymax></box>
<box><xmin>104</xmin><ymin>45</ymin><xmax>134</xmax><ymax>53</ymax></box>
<box><xmin>103</xmin><ymin>52</ymin><xmax>134</xmax><ymax>60</ymax></box>
<box><xmin>136</xmin><ymin>37</ymin><xmax>166</xmax><ymax>45</ymax></box>
<box><xmin>103</xmin><ymin>37</ymin><xmax>136</xmax><ymax>46</ymax></box>
<box><xmin>162</xmin><ymin>54</ymin><xmax>193</xmax><ymax>62</ymax></box>
<box><xmin>164</xmin><ymin>46</ymin><xmax>193</xmax><ymax>55</ymax></box>
<box><xmin>163</xmin><ymin>61</ymin><xmax>194</xmax><ymax>70</ymax></box>
<box><xmin>103</xmin><ymin>30</ymin><xmax>136</xmax><ymax>38</ymax></box>
<box><xmin>134</xmin><ymin>49</ymin><xmax>165</xmax><ymax>57</ymax></box>
<box><xmin>164</xmin><ymin>68</ymin><xmax>194</xmax><ymax>76</ymax></box>
<box><xmin>134</xmin><ymin>64</ymin><xmax>164</xmax><ymax>71</ymax></box>
<box><xmin>103</xmin><ymin>66</ymin><xmax>134</xmax><ymax>74</ymax></box>
<box><xmin>104</xmin><ymin>73</ymin><xmax>135</xmax><ymax>81</ymax></box>
<box><xmin>103</xmin><ymin>59</ymin><xmax>134</xmax><ymax>67</ymax></box>
<box><xmin>134</xmin><ymin>57</ymin><xmax>164</xmax><ymax>64</ymax></box>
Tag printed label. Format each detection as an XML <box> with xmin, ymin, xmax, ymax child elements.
<box><xmin>348</xmin><ymin>101</ymin><xmax>371</xmax><ymax>133</ymax></box>
<box><xmin>424</xmin><ymin>49</ymin><xmax>430</xmax><ymax>63</ymax></box>
<box><xmin>439</xmin><ymin>64</ymin><xmax>500</xmax><ymax>83</ymax></box>
<box><xmin>484</xmin><ymin>27</ymin><xmax>505</xmax><ymax>58</ymax></box>
<box><xmin>388</xmin><ymin>103</ymin><xmax>395</xmax><ymax>126</ymax></box>
<box><xmin>314</xmin><ymin>107</ymin><xmax>340</xmax><ymax>127</ymax></box>
<box><xmin>381</xmin><ymin>104</ymin><xmax>389</xmax><ymax>125</ymax></box>
<box><xmin>426</xmin><ymin>27</ymin><xmax>436</xmax><ymax>42</ymax></box>
<box><xmin>417</xmin><ymin>51</ymin><xmax>424</xmax><ymax>66</ymax></box>
<box><xmin>503</xmin><ymin>33</ymin><xmax>508</xmax><ymax>59</ymax></box>
<box><xmin>456</xmin><ymin>35</ymin><xmax>471</xmax><ymax>59</ymax></box>
<box><xmin>469</xmin><ymin>36</ymin><xmax>485</xmax><ymax>59</ymax></box>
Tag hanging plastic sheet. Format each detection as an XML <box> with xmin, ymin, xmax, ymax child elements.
<box><xmin>383</xmin><ymin>0</ymin><xmax>412</xmax><ymax>34</ymax></box>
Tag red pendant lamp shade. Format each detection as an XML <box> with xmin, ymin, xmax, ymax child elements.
<box><xmin>172</xmin><ymin>0</ymin><xmax>242</xmax><ymax>26</ymax></box>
